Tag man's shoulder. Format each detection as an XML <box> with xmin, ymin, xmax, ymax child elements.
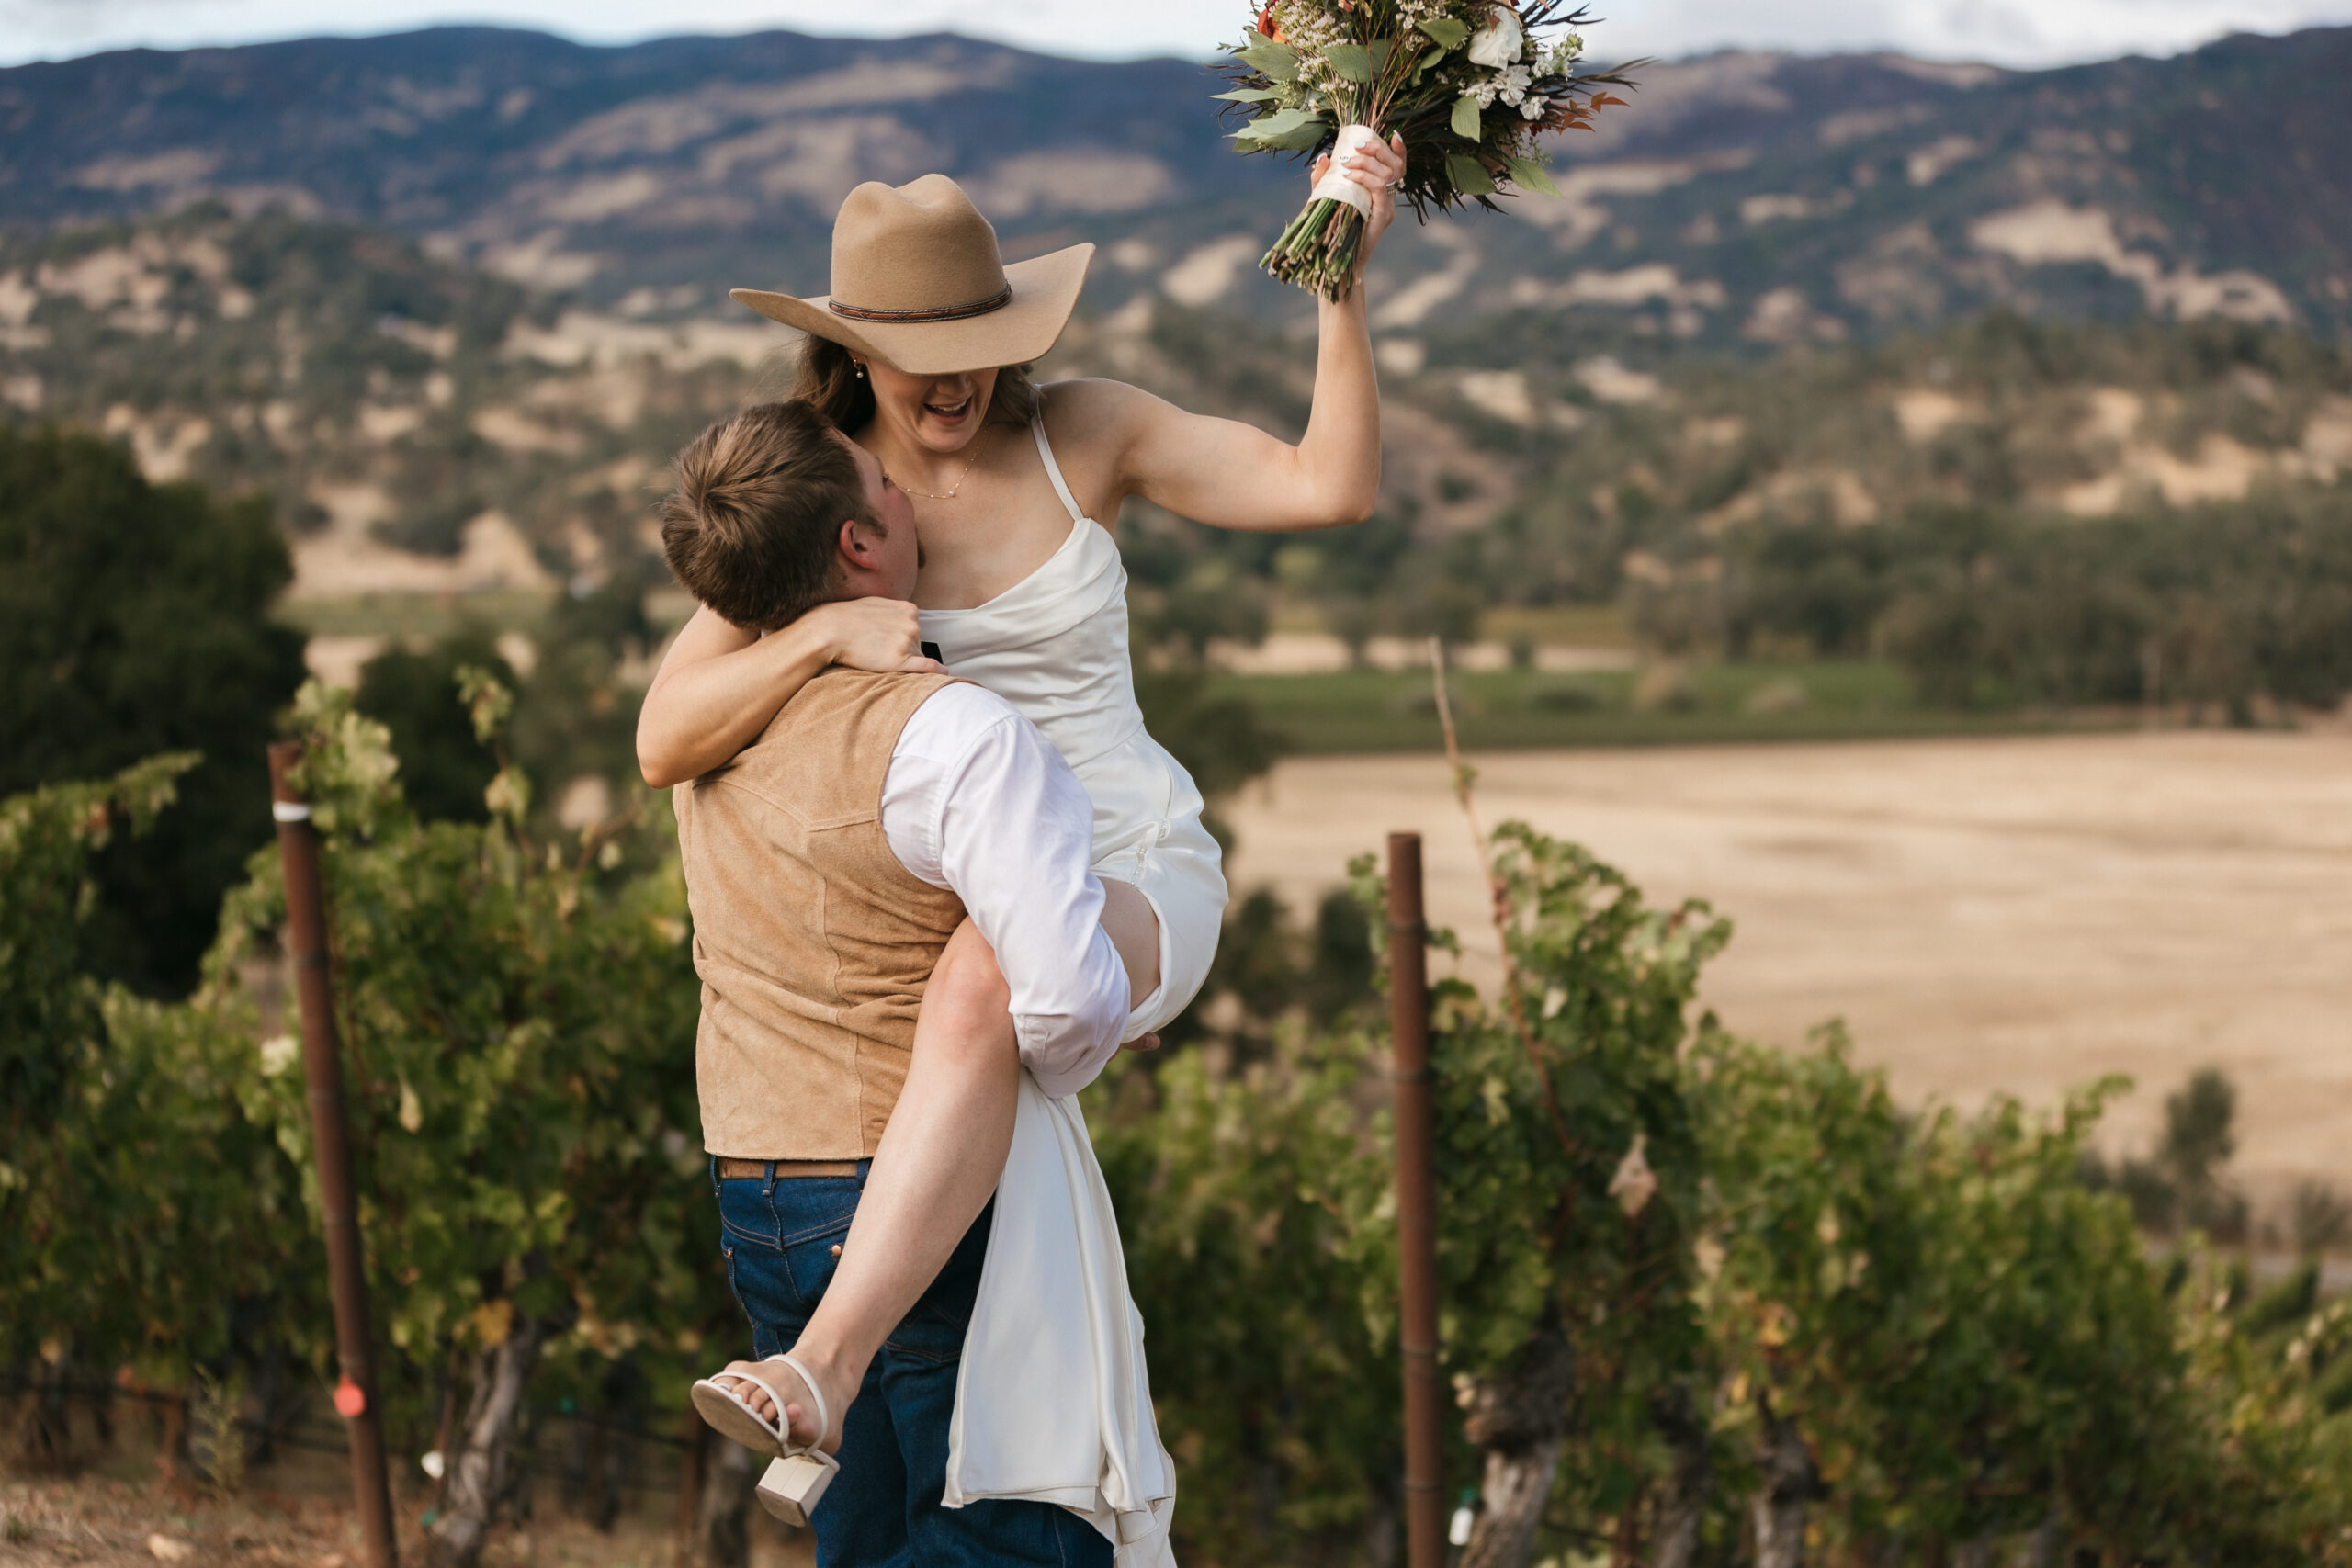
<box><xmin>740</xmin><ymin>666</ymin><xmax>958</xmax><ymax>748</ymax></box>
<box><xmin>894</xmin><ymin>678</ymin><xmax>1023</xmax><ymax>761</ymax></box>
<box><xmin>695</xmin><ymin>668</ymin><xmax>963</xmax><ymax>794</ymax></box>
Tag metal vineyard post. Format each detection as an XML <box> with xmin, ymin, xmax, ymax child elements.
<box><xmin>269</xmin><ymin>741</ymin><xmax>400</xmax><ymax>1568</ymax></box>
<box><xmin>1388</xmin><ymin>832</ymin><xmax>1445</xmax><ymax>1568</ymax></box>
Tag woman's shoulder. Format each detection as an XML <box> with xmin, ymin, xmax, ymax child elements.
<box><xmin>1035</xmin><ymin>376</ymin><xmax>1160</xmax><ymax>438</ymax></box>
<box><xmin>1034</xmin><ymin>377</ymin><xmax>1168</xmax><ymax>483</ymax></box>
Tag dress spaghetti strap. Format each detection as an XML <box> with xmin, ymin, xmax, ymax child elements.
<box><xmin>1030</xmin><ymin>415</ymin><xmax>1085</xmax><ymax>524</ymax></box>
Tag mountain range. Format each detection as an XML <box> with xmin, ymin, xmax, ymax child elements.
<box><xmin>4</xmin><ymin>23</ymin><xmax>2351</xmax><ymax>345</ymax></box>
<box><xmin>2</xmin><ymin>24</ymin><xmax>2350</xmax><ymax>614</ymax></box>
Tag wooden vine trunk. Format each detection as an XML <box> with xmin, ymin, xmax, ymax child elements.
<box><xmin>1458</xmin><ymin>1318</ymin><xmax>1579</xmax><ymax>1568</ymax></box>
<box><xmin>1461</xmin><ymin>1440</ymin><xmax>1565</xmax><ymax>1568</ymax></box>
<box><xmin>1748</xmin><ymin>1399</ymin><xmax>1820</xmax><ymax>1568</ymax></box>
<box><xmin>1650</xmin><ymin>1385</ymin><xmax>1713</xmax><ymax>1568</ymax></box>
<box><xmin>690</xmin><ymin>1435</ymin><xmax>759</xmax><ymax>1567</ymax></box>
<box><xmin>425</xmin><ymin>1312</ymin><xmax>555</xmax><ymax>1568</ymax></box>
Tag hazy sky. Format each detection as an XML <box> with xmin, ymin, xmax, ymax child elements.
<box><xmin>5</xmin><ymin>0</ymin><xmax>2352</xmax><ymax>69</ymax></box>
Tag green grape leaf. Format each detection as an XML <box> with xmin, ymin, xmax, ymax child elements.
<box><xmin>1450</xmin><ymin>95</ymin><xmax>1482</xmax><ymax>141</ymax></box>
<box><xmin>1326</xmin><ymin>42</ymin><xmax>1374</xmax><ymax>84</ymax></box>
<box><xmin>1503</xmin><ymin>154</ymin><xmax>1563</xmax><ymax>196</ymax></box>
<box><xmin>1446</xmin><ymin>152</ymin><xmax>1498</xmax><ymax>195</ymax></box>
<box><xmin>1418</xmin><ymin>17</ymin><xmax>1471</xmax><ymax>47</ymax></box>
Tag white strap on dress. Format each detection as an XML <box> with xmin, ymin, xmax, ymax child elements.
<box><xmin>1032</xmin><ymin>414</ymin><xmax>1086</xmax><ymax>523</ymax></box>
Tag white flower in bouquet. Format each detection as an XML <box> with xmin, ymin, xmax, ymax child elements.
<box><xmin>1544</xmin><ymin>33</ymin><xmax>1586</xmax><ymax>73</ymax></box>
<box><xmin>1472</xmin><ymin>62</ymin><xmax>1544</xmax><ymax>118</ymax></box>
<box><xmin>1467</xmin><ymin>6</ymin><xmax>1527</xmax><ymax>67</ymax></box>
<box><xmin>1217</xmin><ymin>0</ymin><xmax>1637</xmax><ymax>299</ymax></box>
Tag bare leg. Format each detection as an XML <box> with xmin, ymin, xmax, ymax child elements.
<box><xmin>1099</xmin><ymin>880</ymin><xmax>1160</xmax><ymax>1011</ymax></box>
<box><xmin>714</xmin><ymin>889</ymin><xmax>1160</xmax><ymax>1450</ymax></box>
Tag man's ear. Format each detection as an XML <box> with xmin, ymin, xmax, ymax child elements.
<box><xmin>836</xmin><ymin>516</ymin><xmax>881</xmax><ymax>574</ymax></box>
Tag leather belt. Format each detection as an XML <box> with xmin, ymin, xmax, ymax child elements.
<box><xmin>714</xmin><ymin>1156</ymin><xmax>863</xmax><ymax>1180</ymax></box>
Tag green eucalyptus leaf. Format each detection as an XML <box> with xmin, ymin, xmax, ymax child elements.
<box><xmin>1503</xmin><ymin>153</ymin><xmax>1562</xmax><ymax>196</ymax></box>
<box><xmin>1418</xmin><ymin>16</ymin><xmax>1471</xmax><ymax>48</ymax></box>
<box><xmin>1239</xmin><ymin>39</ymin><xmax>1300</xmax><ymax>82</ymax></box>
<box><xmin>1450</xmin><ymin>94</ymin><xmax>1482</xmax><ymax>141</ymax></box>
<box><xmin>1326</xmin><ymin>42</ymin><xmax>1374</xmax><ymax>84</ymax></box>
<box><xmin>1235</xmin><ymin>106</ymin><xmax>1333</xmax><ymax>152</ymax></box>
<box><xmin>1445</xmin><ymin>152</ymin><xmax>1497</xmax><ymax>196</ymax></box>
<box><xmin>1213</xmin><ymin>87</ymin><xmax>1285</xmax><ymax>102</ymax></box>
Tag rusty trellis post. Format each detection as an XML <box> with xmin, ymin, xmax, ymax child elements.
<box><xmin>1388</xmin><ymin>832</ymin><xmax>1445</xmax><ymax>1568</ymax></box>
<box><xmin>270</xmin><ymin>742</ymin><xmax>399</xmax><ymax>1568</ymax></box>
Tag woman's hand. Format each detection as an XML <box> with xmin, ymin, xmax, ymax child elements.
<box><xmin>805</xmin><ymin>597</ymin><xmax>945</xmax><ymax>674</ymax></box>
<box><xmin>1311</xmin><ymin>130</ymin><xmax>1408</xmax><ymax>277</ymax></box>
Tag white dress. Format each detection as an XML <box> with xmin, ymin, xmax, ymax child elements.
<box><xmin>919</xmin><ymin>415</ymin><xmax>1228</xmax><ymax>1043</ymax></box>
<box><xmin>925</xmin><ymin>413</ymin><xmax>1226</xmax><ymax>1565</ymax></box>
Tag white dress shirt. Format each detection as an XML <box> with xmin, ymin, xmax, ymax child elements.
<box><xmin>877</xmin><ymin>681</ymin><xmax>1129</xmax><ymax>1100</ymax></box>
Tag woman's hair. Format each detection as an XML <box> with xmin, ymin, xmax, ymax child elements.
<box><xmin>660</xmin><ymin>400</ymin><xmax>874</xmax><ymax>632</ymax></box>
<box><xmin>789</xmin><ymin>335</ymin><xmax>1039</xmax><ymax>431</ymax></box>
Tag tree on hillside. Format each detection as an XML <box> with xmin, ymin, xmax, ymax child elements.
<box><xmin>0</xmin><ymin>426</ymin><xmax>309</xmax><ymax>993</ymax></box>
<box><xmin>356</xmin><ymin>633</ymin><xmax>514</xmax><ymax>823</ymax></box>
<box><xmin>355</xmin><ymin>579</ymin><xmax>662</xmax><ymax>833</ymax></box>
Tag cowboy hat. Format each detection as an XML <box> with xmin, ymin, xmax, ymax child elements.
<box><xmin>730</xmin><ymin>175</ymin><xmax>1092</xmax><ymax>376</ymax></box>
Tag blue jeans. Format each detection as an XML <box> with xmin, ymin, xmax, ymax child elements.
<box><xmin>712</xmin><ymin>1161</ymin><xmax>1112</xmax><ymax>1568</ymax></box>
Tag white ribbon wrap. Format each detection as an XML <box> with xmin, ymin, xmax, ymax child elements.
<box><xmin>1308</xmin><ymin>122</ymin><xmax>1385</xmax><ymax>218</ymax></box>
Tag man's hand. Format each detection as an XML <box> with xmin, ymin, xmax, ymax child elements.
<box><xmin>1122</xmin><ymin>1032</ymin><xmax>1161</xmax><ymax>1054</ymax></box>
<box><xmin>808</xmin><ymin>597</ymin><xmax>944</xmax><ymax>675</ymax></box>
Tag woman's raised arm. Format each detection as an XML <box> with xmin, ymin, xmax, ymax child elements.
<box><xmin>636</xmin><ymin>599</ymin><xmax>937</xmax><ymax>787</ymax></box>
<box><xmin>1097</xmin><ymin>132</ymin><xmax>1407</xmax><ymax>533</ymax></box>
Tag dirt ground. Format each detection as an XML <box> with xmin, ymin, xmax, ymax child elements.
<box><xmin>0</xmin><ymin>1450</ymin><xmax>812</xmax><ymax>1568</ymax></box>
<box><xmin>1223</xmin><ymin>730</ymin><xmax>2352</xmax><ymax>1218</ymax></box>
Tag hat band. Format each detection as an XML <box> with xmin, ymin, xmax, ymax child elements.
<box><xmin>828</xmin><ymin>284</ymin><xmax>1012</xmax><ymax>325</ymax></box>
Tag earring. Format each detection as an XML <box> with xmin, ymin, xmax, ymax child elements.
<box><xmin>854</xmin><ymin>363</ymin><xmax>866</xmax><ymax>378</ymax></box>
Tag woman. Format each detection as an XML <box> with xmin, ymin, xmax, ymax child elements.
<box><xmin>646</xmin><ymin>139</ymin><xmax>1405</xmax><ymax>1541</ymax></box>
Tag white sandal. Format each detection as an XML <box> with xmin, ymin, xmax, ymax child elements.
<box><xmin>751</xmin><ymin>1353</ymin><xmax>841</xmax><ymax>1527</ymax></box>
<box><xmin>687</xmin><ymin>1353</ymin><xmax>842</xmax><ymax>1526</ymax></box>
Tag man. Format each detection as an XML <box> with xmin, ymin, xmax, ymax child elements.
<box><xmin>663</xmin><ymin>399</ymin><xmax>1133</xmax><ymax>1564</ymax></box>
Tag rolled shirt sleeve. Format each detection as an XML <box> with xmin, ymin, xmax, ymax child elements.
<box><xmin>880</xmin><ymin>682</ymin><xmax>1129</xmax><ymax>1099</ymax></box>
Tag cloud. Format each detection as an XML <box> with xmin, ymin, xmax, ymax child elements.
<box><xmin>1599</xmin><ymin>0</ymin><xmax>2352</xmax><ymax>65</ymax></box>
<box><xmin>4</xmin><ymin>0</ymin><xmax>2351</xmax><ymax>69</ymax></box>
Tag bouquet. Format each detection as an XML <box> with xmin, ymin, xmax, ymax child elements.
<box><xmin>1218</xmin><ymin>1</ymin><xmax>1634</xmax><ymax>300</ymax></box>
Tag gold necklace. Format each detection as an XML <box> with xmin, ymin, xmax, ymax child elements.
<box><xmin>891</xmin><ymin>430</ymin><xmax>988</xmax><ymax>501</ymax></box>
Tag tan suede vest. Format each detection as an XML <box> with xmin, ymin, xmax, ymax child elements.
<box><xmin>675</xmin><ymin>667</ymin><xmax>967</xmax><ymax>1159</ymax></box>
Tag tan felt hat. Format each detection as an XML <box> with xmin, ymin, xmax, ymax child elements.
<box><xmin>731</xmin><ymin>174</ymin><xmax>1092</xmax><ymax>376</ymax></box>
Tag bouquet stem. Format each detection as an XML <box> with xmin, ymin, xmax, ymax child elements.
<box><xmin>1260</xmin><ymin>199</ymin><xmax>1367</xmax><ymax>303</ymax></box>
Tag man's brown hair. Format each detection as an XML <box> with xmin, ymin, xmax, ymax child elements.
<box><xmin>661</xmin><ymin>400</ymin><xmax>873</xmax><ymax>631</ymax></box>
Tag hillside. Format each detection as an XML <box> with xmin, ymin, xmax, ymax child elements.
<box><xmin>3</xmin><ymin>26</ymin><xmax>2351</xmax><ymax>721</ymax></box>
<box><xmin>5</xmin><ymin>205</ymin><xmax>2347</xmax><ymax>637</ymax></box>
<box><xmin>2</xmin><ymin>25</ymin><xmax>2350</xmax><ymax>345</ymax></box>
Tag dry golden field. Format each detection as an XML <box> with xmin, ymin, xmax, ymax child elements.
<box><xmin>1223</xmin><ymin>731</ymin><xmax>2352</xmax><ymax>1218</ymax></box>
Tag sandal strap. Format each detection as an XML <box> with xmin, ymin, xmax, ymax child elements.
<box><xmin>704</xmin><ymin>1371</ymin><xmax>792</xmax><ymax>1448</ymax></box>
<box><xmin>765</xmin><ymin>1351</ymin><xmax>832</xmax><ymax>1452</ymax></box>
